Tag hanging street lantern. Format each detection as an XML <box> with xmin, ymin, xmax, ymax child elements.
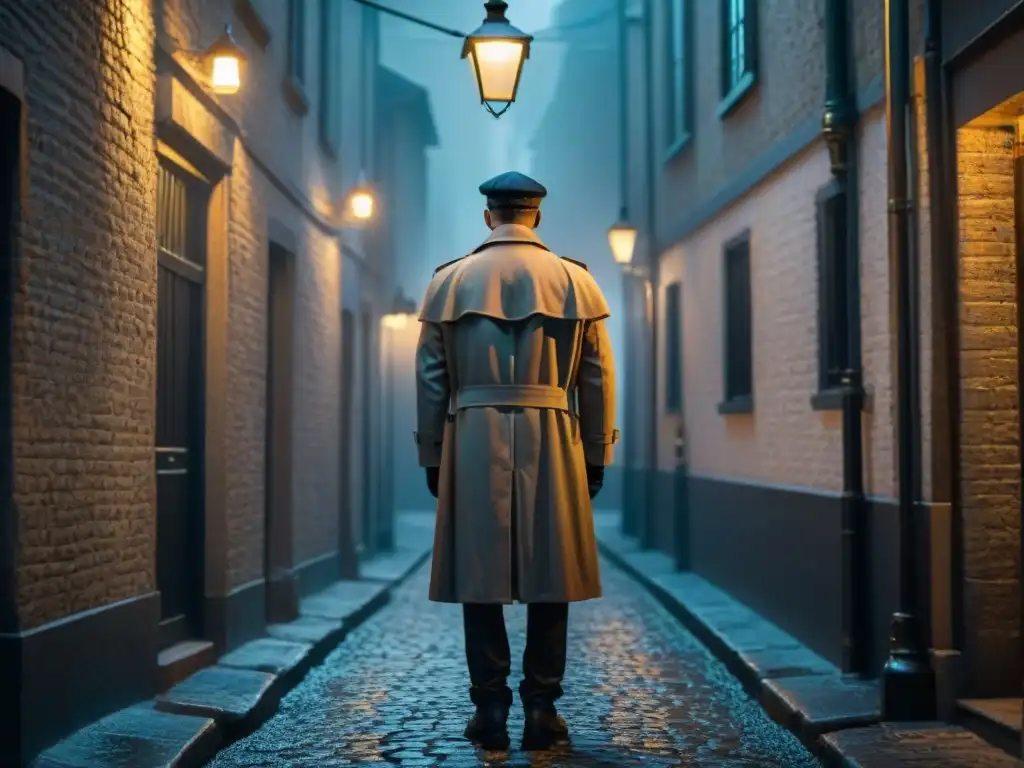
<box><xmin>462</xmin><ymin>1</ymin><xmax>533</xmax><ymax>119</ymax></box>
<box><xmin>206</xmin><ymin>23</ymin><xmax>247</xmax><ymax>95</ymax></box>
<box><xmin>607</xmin><ymin>210</ymin><xmax>639</xmax><ymax>267</ymax></box>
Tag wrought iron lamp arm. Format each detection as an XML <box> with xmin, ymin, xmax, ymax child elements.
<box><xmin>347</xmin><ymin>0</ymin><xmax>467</xmax><ymax>39</ymax></box>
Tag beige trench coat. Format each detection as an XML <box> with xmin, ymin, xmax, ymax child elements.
<box><xmin>414</xmin><ymin>224</ymin><xmax>618</xmax><ymax>604</ymax></box>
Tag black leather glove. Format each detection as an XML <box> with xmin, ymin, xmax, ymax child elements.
<box><xmin>585</xmin><ymin>463</ymin><xmax>604</xmax><ymax>499</ymax></box>
<box><xmin>425</xmin><ymin>466</ymin><xmax>440</xmax><ymax>499</ymax></box>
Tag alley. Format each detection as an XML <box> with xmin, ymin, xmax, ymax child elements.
<box><xmin>210</xmin><ymin>559</ymin><xmax>819</xmax><ymax>767</ymax></box>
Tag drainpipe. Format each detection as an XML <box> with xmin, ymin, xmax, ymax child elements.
<box><xmin>640</xmin><ymin>0</ymin><xmax>660</xmax><ymax>550</ymax></box>
<box><xmin>616</xmin><ymin>0</ymin><xmax>637</xmax><ymax>538</ymax></box>
<box><xmin>923</xmin><ymin>0</ymin><xmax>959</xmax><ymax>658</ymax></box>
<box><xmin>881</xmin><ymin>0</ymin><xmax>937</xmax><ymax>720</ymax></box>
<box><xmin>822</xmin><ymin>0</ymin><xmax>867</xmax><ymax>677</ymax></box>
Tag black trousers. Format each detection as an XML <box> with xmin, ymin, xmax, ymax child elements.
<box><xmin>462</xmin><ymin>602</ymin><xmax>569</xmax><ymax>709</ymax></box>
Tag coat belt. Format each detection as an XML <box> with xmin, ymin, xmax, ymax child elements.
<box><xmin>449</xmin><ymin>384</ymin><xmax>571</xmax><ymax>413</ymax></box>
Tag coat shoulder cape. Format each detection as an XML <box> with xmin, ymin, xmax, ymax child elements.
<box><xmin>419</xmin><ymin>241</ymin><xmax>610</xmax><ymax>324</ymax></box>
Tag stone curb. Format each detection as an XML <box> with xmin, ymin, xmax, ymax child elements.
<box><xmin>595</xmin><ymin>537</ymin><xmax>876</xmax><ymax>759</ymax></box>
<box><xmin>597</xmin><ymin>533</ymin><xmax>1023</xmax><ymax>767</ymax></box>
<box><xmin>33</xmin><ymin>542</ymin><xmax>432</xmax><ymax>768</ymax></box>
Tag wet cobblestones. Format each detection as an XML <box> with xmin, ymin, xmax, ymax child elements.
<box><xmin>211</xmin><ymin>560</ymin><xmax>820</xmax><ymax>767</ymax></box>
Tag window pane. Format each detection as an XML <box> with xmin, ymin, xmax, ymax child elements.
<box><xmin>667</xmin><ymin>0</ymin><xmax>686</xmax><ymax>143</ymax></box>
<box><xmin>157</xmin><ymin>165</ymin><xmax>188</xmax><ymax>260</ymax></box>
<box><xmin>725</xmin><ymin>242</ymin><xmax>752</xmax><ymax>399</ymax></box>
<box><xmin>289</xmin><ymin>0</ymin><xmax>305</xmax><ymax>83</ymax></box>
<box><xmin>665</xmin><ymin>282</ymin><xmax>683</xmax><ymax>410</ymax></box>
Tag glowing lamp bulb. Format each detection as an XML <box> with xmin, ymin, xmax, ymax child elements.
<box><xmin>350</xmin><ymin>190</ymin><xmax>374</xmax><ymax>221</ymax></box>
<box><xmin>211</xmin><ymin>55</ymin><xmax>241</xmax><ymax>94</ymax></box>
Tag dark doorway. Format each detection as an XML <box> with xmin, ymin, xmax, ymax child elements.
<box><xmin>338</xmin><ymin>309</ymin><xmax>357</xmax><ymax>577</ymax></box>
<box><xmin>265</xmin><ymin>243</ymin><xmax>297</xmax><ymax>621</ymax></box>
<box><xmin>360</xmin><ymin>309</ymin><xmax>374</xmax><ymax>557</ymax></box>
<box><xmin>0</xmin><ymin>89</ymin><xmax>18</xmax><ymax>635</ymax></box>
<box><xmin>155</xmin><ymin>161</ymin><xmax>206</xmax><ymax>650</ymax></box>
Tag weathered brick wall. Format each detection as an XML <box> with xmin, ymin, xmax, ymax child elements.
<box><xmin>657</xmin><ymin>112</ymin><xmax>894</xmax><ymax>497</ymax></box>
<box><xmin>0</xmin><ymin>0</ymin><xmax>158</xmax><ymax>630</ymax></box>
<box><xmin>163</xmin><ymin>0</ymin><xmax>373</xmax><ymax>585</ymax></box>
<box><xmin>955</xmin><ymin>124</ymin><xmax>1020</xmax><ymax>693</ymax></box>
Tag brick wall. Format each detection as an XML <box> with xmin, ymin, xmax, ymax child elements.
<box><xmin>955</xmin><ymin>124</ymin><xmax>1021</xmax><ymax>694</ymax></box>
<box><xmin>0</xmin><ymin>0</ymin><xmax>158</xmax><ymax>630</ymax></box>
<box><xmin>657</xmin><ymin>111</ymin><xmax>895</xmax><ymax>498</ymax></box>
<box><xmin>163</xmin><ymin>0</ymin><xmax>374</xmax><ymax>586</ymax></box>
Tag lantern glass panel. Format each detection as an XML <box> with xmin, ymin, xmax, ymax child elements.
<box><xmin>608</xmin><ymin>225</ymin><xmax>638</xmax><ymax>265</ymax></box>
<box><xmin>469</xmin><ymin>40</ymin><xmax>524</xmax><ymax>103</ymax></box>
<box><xmin>211</xmin><ymin>55</ymin><xmax>241</xmax><ymax>94</ymax></box>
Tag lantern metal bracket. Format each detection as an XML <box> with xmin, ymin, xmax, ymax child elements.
<box><xmin>171</xmin><ymin>23</ymin><xmax>246</xmax><ymax>59</ymax></box>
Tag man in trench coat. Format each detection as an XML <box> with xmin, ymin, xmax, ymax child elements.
<box><xmin>414</xmin><ymin>171</ymin><xmax>619</xmax><ymax>751</ymax></box>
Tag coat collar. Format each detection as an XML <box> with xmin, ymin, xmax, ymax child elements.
<box><xmin>471</xmin><ymin>224</ymin><xmax>550</xmax><ymax>254</ymax></box>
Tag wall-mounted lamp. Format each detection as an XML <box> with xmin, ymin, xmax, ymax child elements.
<box><xmin>381</xmin><ymin>292</ymin><xmax>418</xmax><ymax>329</ymax></box>
<box><xmin>345</xmin><ymin>172</ymin><xmax>376</xmax><ymax>224</ymax></box>
<box><xmin>608</xmin><ymin>209</ymin><xmax>639</xmax><ymax>268</ymax></box>
<box><xmin>205</xmin><ymin>24</ymin><xmax>247</xmax><ymax>95</ymax></box>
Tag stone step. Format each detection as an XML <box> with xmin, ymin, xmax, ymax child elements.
<box><xmin>157</xmin><ymin>639</ymin><xmax>216</xmax><ymax>693</ymax></box>
<box><xmin>956</xmin><ymin>697</ymin><xmax>1022</xmax><ymax>759</ymax></box>
<box><xmin>32</xmin><ymin>704</ymin><xmax>218</xmax><ymax>768</ymax></box>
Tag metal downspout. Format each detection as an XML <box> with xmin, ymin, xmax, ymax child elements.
<box><xmin>881</xmin><ymin>0</ymin><xmax>936</xmax><ymax>720</ymax></box>
<box><xmin>823</xmin><ymin>0</ymin><xmax>867</xmax><ymax>677</ymax></box>
<box><xmin>917</xmin><ymin>0</ymin><xmax>961</xmax><ymax>717</ymax></box>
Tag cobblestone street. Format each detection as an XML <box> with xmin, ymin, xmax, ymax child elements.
<box><xmin>210</xmin><ymin>559</ymin><xmax>820</xmax><ymax>767</ymax></box>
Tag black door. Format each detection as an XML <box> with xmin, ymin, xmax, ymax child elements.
<box><xmin>360</xmin><ymin>309</ymin><xmax>374</xmax><ymax>556</ymax></box>
<box><xmin>264</xmin><ymin>242</ymin><xmax>296</xmax><ymax>621</ymax></box>
<box><xmin>155</xmin><ymin>162</ymin><xmax>205</xmax><ymax>649</ymax></box>
<box><xmin>338</xmin><ymin>309</ymin><xmax>357</xmax><ymax>576</ymax></box>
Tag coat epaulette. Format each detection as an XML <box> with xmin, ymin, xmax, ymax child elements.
<box><xmin>433</xmin><ymin>255</ymin><xmax>466</xmax><ymax>275</ymax></box>
<box><xmin>560</xmin><ymin>256</ymin><xmax>589</xmax><ymax>272</ymax></box>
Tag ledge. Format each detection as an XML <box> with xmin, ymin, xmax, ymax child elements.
<box><xmin>282</xmin><ymin>75</ymin><xmax>310</xmax><ymax>117</ymax></box>
<box><xmin>717</xmin><ymin>70</ymin><xmax>757</xmax><ymax>119</ymax></box>
<box><xmin>810</xmin><ymin>386</ymin><xmax>872</xmax><ymax>412</ymax></box>
<box><xmin>717</xmin><ymin>395</ymin><xmax>754</xmax><ymax>415</ymax></box>
<box><xmin>811</xmin><ymin>388</ymin><xmax>845</xmax><ymax>411</ymax></box>
<box><xmin>664</xmin><ymin>131</ymin><xmax>693</xmax><ymax>164</ymax></box>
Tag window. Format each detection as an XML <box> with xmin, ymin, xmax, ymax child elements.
<box><xmin>815</xmin><ymin>182</ymin><xmax>850</xmax><ymax>396</ymax></box>
<box><xmin>665</xmin><ymin>282</ymin><xmax>683</xmax><ymax>413</ymax></box>
<box><xmin>719</xmin><ymin>232</ymin><xmax>753</xmax><ymax>412</ymax></box>
<box><xmin>719</xmin><ymin>0</ymin><xmax>757</xmax><ymax>116</ymax></box>
<box><xmin>665</xmin><ymin>0</ymin><xmax>692</xmax><ymax>155</ymax></box>
<box><xmin>287</xmin><ymin>0</ymin><xmax>306</xmax><ymax>85</ymax></box>
<box><xmin>318</xmin><ymin>0</ymin><xmax>341</xmax><ymax>153</ymax></box>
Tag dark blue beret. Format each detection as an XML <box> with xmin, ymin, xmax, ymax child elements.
<box><xmin>479</xmin><ymin>171</ymin><xmax>547</xmax><ymax>208</ymax></box>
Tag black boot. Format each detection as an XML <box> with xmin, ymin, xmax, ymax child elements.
<box><xmin>521</xmin><ymin>702</ymin><xmax>570</xmax><ymax>751</ymax></box>
<box><xmin>464</xmin><ymin>702</ymin><xmax>510</xmax><ymax>750</ymax></box>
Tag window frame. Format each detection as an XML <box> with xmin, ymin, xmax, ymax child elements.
<box><xmin>282</xmin><ymin>0</ymin><xmax>310</xmax><ymax>115</ymax></box>
<box><xmin>718</xmin><ymin>0</ymin><xmax>758</xmax><ymax>118</ymax></box>
<box><xmin>812</xmin><ymin>180</ymin><xmax>852</xmax><ymax>410</ymax></box>
<box><xmin>318</xmin><ymin>0</ymin><xmax>341</xmax><ymax>155</ymax></box>
<box><xmin>664</xmin><ymin>0</ymin><xmax>693</xmax><ymax>160</ymax></box>
<box><xmin>718</xmin><ymin>230</ymin><xmax>753</xmax><ymax>414</ymax></box>
<box><xmin>664</xmin><ymin>281</ymin><xmax>683</xmax><ymax>414</ymax></box>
